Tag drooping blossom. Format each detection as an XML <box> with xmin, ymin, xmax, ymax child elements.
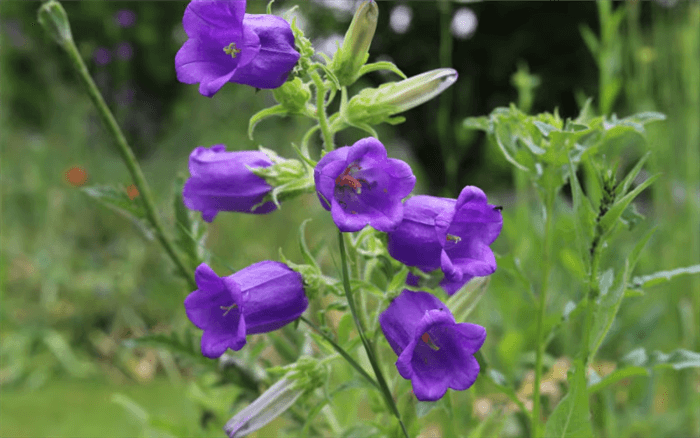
<box><xmin>379</xmin><ymin>289</ymin><xmax>486</xmax><ymax>401</ymax></box>
<box><xmin>314</xmin><ymin>137</ymin><xmax>415</xmax><ymax>232</ymax></box>
<box><xmin>175</xmin><ymin>0</ymin><xmax>300</xmax><ymax>97</ymax></box>
<box><xmin>185</xmin><ymin>262</ymin><xmax>308</xmax><ymax>358</ymax></box>
<box><xmin>183</xmin><ymin>145</ymin><xmax>277</xmax><ymax>222</ymax></box>
<box><xmin>387</xmin><ymin>186</ymin><xmax>502</xmax><ymax>295</ymax></box>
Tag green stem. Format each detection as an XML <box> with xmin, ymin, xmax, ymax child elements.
<box><xmin>581</xmin><ymin>237</ymin><xmax>603</xmax><ymax>366</ymax></box>
<box><xmin>531</xmin><ymin>190</ymin><xmax>555</xmax><ymax>438</ymax></box>
<box><xmin>299</xmin><ymin>315</ymin><xmax>380</xmax><ymax>391</ymax></box>
<box><xmin>337</xmin><ymin>231</ymin><xmax>409</xmax><ymax>438</ymax></box>
<box><xmin>60</xmin><ymin>24</ymin><xmax>195</xmax><ymax>290</ymax></box>
<box><xmin>310</xmin><ymin>71</ymin><xmax>335</xmax><ymax>151</ymax></box>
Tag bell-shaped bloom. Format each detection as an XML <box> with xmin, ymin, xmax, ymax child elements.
<box><xmin>387</xmin><ymin>186</ymin><xmax>502</xmax><ymax>295</ymax></box>
<box><xmin>379</xmin><ymin>289</ymin><xmax>486</xmax><ymax>401</ymax></box>
<box><xmin>183</xmin><ymin>145</ymin><xmax>277</xmax><ymax>222</ymax></box>
<box><xmin>175</xmin><ymin>0</ymin><xmax>300</xmax><ymax>97</ymax></box>
<box><xmin>314</xmin><ymin>137</ymin><xmax>415</xmax><ymax>232</ymax></box>
<box><xmin>185</xmin><ymin>262</ymin><xmax>308</xmax><ymax>358</ymax></box>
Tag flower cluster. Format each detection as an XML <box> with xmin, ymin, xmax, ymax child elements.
<box><xmin>174</xmin><ymin>0</ymin><xmax>502</xmax><ymax>414</ymax></box>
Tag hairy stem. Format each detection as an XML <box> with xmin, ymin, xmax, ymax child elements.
<box><xmin>337</xmin><ymin>231</ymin><xmax>409</xmax><ymax>438</ymax></box>
<box><xmin>311</xmin><ymin>71</ymin><xmax>335</xmax><ymax>151</ymax></box>
<box><xmin>60</xmin><ymin>23</ymin><xmax>195</xmax><ymax>289</ymax></box>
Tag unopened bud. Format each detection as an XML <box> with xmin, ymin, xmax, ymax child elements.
<box><xmin>272</xmin><ymin>77</ymin><xmax>312</xmax><ymax>113</ymax></box>
<box><xmin>38</xmin><ymin>1</ymin><xmax>73</xmax><ymax>48</ymax></box>
<box><xmin>345</xmin><ymin>68</ymin><xmax>459</xmax><ymax>125</ymax></box>
<box><xmin>331</xmin><ymin>0</ymin><xmax>379</xmax><ymax>86</ymax></box>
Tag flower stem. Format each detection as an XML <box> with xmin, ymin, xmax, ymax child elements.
<box><xmin>59</xmin><ymin>22</ymin><xmax>196</xmax><ymax>290</ymax></box>
<box><xmin>311</xmin><ymin>71</ymin><xmax>335</xmax><ymax>151</ymax></box>
<box><xmin>337</xmin><ymin>231</ymin><xmax>409</xmax><ymax>438</ymax></box>
<box><xmin>299</xmin><ymin>315</ymin><xmax>380</xmax><ymax>391</ymax></box>
<box><xmin>531</xmin><ymin>190</ymin><xmax>555</xmax><ymax>437</ymax></box>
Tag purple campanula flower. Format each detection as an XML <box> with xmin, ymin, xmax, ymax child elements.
<box><xmin>314</xmin><ymin>137</ymin><xmax>415</xmax><ymax>232</ymax></box>
<box><xmin>183</xmin><ymin>145</ymin><xmax>277</xmax><ymax>222</ymax></box>
<box><xmin>185</xmin><ymin>262</ymin><xmax>308</xmax><ymax>358</ymax></box>
<box><xmin>175</xmin><ymin>0</ymin><xmax>301</xmax><ymax>97</ymax></box>
<box><xmin>114</xmin><ymin>9</ymin><xmax>136</xmax><ymax>28</ymax></box>
<box><xmin>387</xmin><ymin>186</ymin><xmax>502</xmax><ymax>295</ymax></box>
<box><xmin>93</xmin><ymin>47</ymin><xmax>111</xmax><ymax>66</ymax></box>
<box><xmin>116</xmin><ymin>42</ymin><xmax>133</xmax><ymax>60</ymax></box>
<box><xmin>379</xmin><ymin>289</ymin><xmax>486</xmax><ymax>401</ymax></box>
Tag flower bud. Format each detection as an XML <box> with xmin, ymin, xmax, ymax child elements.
<box><xmin>37</xmin><ymin>0</ymin><xmax>73</xmax><ymax>48</ymax></box>
<box><xmin>272</xmin><ymin>77</ymin><xmax>312</xmax><ymax>113</ymax></box>
<box><xmin>345</xmin><ymin>68</ymin><xmax>458</xmax><ymax>126</ymax></box>
<box><xmin>223</xmin><ymin>356</ymin><xmax>327</xmax><ymax>438</ymax></box>
<box><xmin>331</xmin><ymin>0</ymin><xmax>379</xmax><ymax>86</ymax></box>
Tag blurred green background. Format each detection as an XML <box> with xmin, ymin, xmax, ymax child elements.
<box><xmin>1</xmin><ymin>0</ymin><xmax>698</xmax><ymax>437</ymax></box>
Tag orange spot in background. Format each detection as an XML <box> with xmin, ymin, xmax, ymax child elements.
<box><xmin>127</xmin><ymin>185</ymin><xmax>139</xmax><ymax>200</ymax></box>
<box><xmin>65</xmin><ymin>166</ymin><xmax>88</xmax><ymax>187</ymax></box>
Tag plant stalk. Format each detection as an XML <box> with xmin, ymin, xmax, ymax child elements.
<box><xmin>310</xmin><ymin>71</ymin><xmax>335</xmax><ymax>151</ymax></box>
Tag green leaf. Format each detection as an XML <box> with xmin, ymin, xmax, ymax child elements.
<box><xmin>337</xmin><ymin>312</ymin><xmax>354</xmax><ymax>346</ymax></box>
<box><xmin>623</xmin><ymin>348</ymin><xmax>700</xmax><ymax>370</ymax></box>
<box><xmin>462</xmin><ymin>116</ymin><xmax>491</xmax><ymax>132</ymax></box>
<box><xmin>533</xmin><ymin>120</ymin><xmax>558</xmax><ymax>137</ymax></box>
<box><xmin>81</xmin><ymin>185</ymin><xmax>154</xmax><ymax>240</ymax></box>
<box><xmin>589</xmin><ymin>227</ymin><xmax>655</xmax><ymax>359</ymax></box>
<box><xmin>620</xmin><ymin>111</ymin><xmax>666</xmax><ymax>129</ymax></box>
<box><xmin>587</xmin><ymin>366</ymin><xmax>649</xmax><ymax>394</ymax></box>
<box><xmin>598</xmin><ymin>173</ymin><xmax>659</xmax><ymax>235</ymax></box>
<box><xmin>248</xmin><ymin>104</ymin><xmax>288</xmax><ymax>140</ymax></box>
<box><xmin>122</xmin><ymin>331</ymin><xmax>216</xmax><ymax>370</ymax></box>
<box><xmin>614</xmin><ymin>151</ymin><xmax>651</xmax><ymax>199</ymax></box>
<box><xmin>630</xmin><ymin>264</ymin><xmax>700</xmax><ymax>289</ymax></box>
<box><xmin>415</xmin><ymin>401</ymin><xmax>438</xmax><ymax>418</ymax></box>
<box><xmin>298</xmin><ymin>219</ymin><xmax>320</xmax><ymax>269</ymax></box>
<box><xmin>387</xmin><ymin>265</ymin><xmax>409</xmax><ymax>293</ymax></box>
<box><xmin>568</xmin><ymin>157</ymin><xmax>596</xmax><ymax>265</ymax></box>
<box><xmin>172</xmin><ymin>175</ymin><xmax>206</xmax><ymax>269</ymax></box>
<box><xmin>356</xmin><ymin>61</ymin><xmax>407</xmax><ymax>80</ymax></box>
<box><xmin>579</xmin><ymin>24</ymin><xmax>599</xmax><ymax>57</ymax></box>
<box><xmin>544</xmin><ymin>360</ymin><xmax>594</xmax><ymax>438</ymax></box>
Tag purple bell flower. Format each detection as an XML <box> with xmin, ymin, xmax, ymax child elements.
<box><xmin>185</xmin><ymin>262</ymin><xmax>308</xmax><ymax>358</ymax></box>
<box><xmin>387</xmin><ymin>186</ymin><xmax>502</xmax><ymax>295</ymax></box>
<box><xmin>379</xmin><ymin>289</ymin><xmax>486</xmax><ymax>401</ymax></box>
<box><xmin>314</xmin><ymin>137</ymin><xmax>416</xmax><ymax>232</ymax></box>
<box><xmin>175</xmin><ymin>0</ymin><xmax>301</xmax><ymax>97</ymax></box>
<box><xmin>183</xmin><ymin>145</ymin><xmax>277</xmax><ymax>222</ymax></box>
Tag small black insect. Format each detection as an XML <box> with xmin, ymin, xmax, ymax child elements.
<box><xmin>494</xmin><ymin>206</ymin><xmax>503</xmax><ymax>212</ymax></box>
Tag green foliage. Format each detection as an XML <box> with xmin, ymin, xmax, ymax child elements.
<box><xmin>544</xmin><ymin>361</ymin><xmax>594</xmax><ymax>438</ymax></box>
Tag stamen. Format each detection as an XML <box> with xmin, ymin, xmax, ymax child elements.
<box><xmin>446</xmin><ymin>234</ymin><xmax>461</xmax><ymax>244</ymax></box>
<box><xmin>421</xmin><ymin>332</ymin><xmax>440</xmax><ymax>351</ymax></box>
<box><xmin>220</xmin><ymin>303</ymin><xmax>238</xmax><ymax>316</ymax></box>
<box><xmin>223</xmin><ymin>42</ymin><xmax>241</xmax><ymax>58</ymax></box>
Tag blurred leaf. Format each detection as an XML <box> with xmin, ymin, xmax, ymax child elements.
<box><xmin>614</xmin><ymin>151</ymin><xmax>651</xmax><ymax>199</ymax></box>
<box><xmin>587</xmin><ymin>366</ymin><xmax>649</xmax><ymax>394</ymax></box>
<box><xmin>623</xmin><ymin>348</ymin><xmax>700</xmax><ymax>370</ymax></box>
<box><xmin>590</xmin><ymin>227</ymin><xmax>654</xmax><ymax>359</ymax></box>
<box><xmin>544</xmin><ymin>360</ymin><xmax>593</xmax><ymax>438</ymax></box>
<box><xmin>630</xmin><ymin>264</ymin><xmax>700</xmax><ymax>289</ymax></box>
<box><xmin>598</xmin><ymin>173</ymin><xmax>659</xmax><ymax>236</ymax></box>
<box><xmin>387</xmin><ymin>265</ymin><xmax>408</xmax><ymax>293</ymax></box>
<box><xmin>81</xmin><ymin>185</ymin><xmax>154</xmax><ymax>240</ymax></box>
<box><xmin>415</xmin><ymin>400</ymin><xmax>438</xmax><ymax>418</ymax></box>
<box><xmin>568</xmin><ymin>157</ymin><xmax>596</xmax><ymax>265</ymax></box>
<box><xmin>337</xmin><ymin>312</ymin><xmax>354</xmax><ymax>346</ymax></box>
<box><xmin>462</xmin><ymin>116</ymin><xmax>492</xmax><ymax>132</ymax></box>
<box><xmin>579</xmin><ymin>24</ymin><xmax>599</xmax><ymax>57</ymax></box>
<box><xmin>533</xmin><ymin>120</ymin><xmax>558</xmax><ymax>136</ymax></box>
<box><xmin>122</xmin><ymin>330</ymin><xmax>216</xmax><ymax>370</ymax></box>
<box><xmin>173</xmin><ymin>175</ymin><xmax>207</xmax><ymax>270</ymax></box>
<box><xmin>43</xmin><ymin>330</ymin><xmax>96</xmax><ymax>378</ymax></box>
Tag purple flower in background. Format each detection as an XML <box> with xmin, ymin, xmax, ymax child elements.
<box><xmin>115</xmin><ymin>87</ymin><xmax>135</xmax><ymax>107</ymax></box>
<box><xmin>387</xmin><ymin>186</ymin><xmax>502</xmax><ymax>295</ymax></box>
<box><xmin>379</xmin><ymin>289</ymin><xmax>486</xmax><ymax>401</ymax></box>
<box><xmin>93</xmin><ymin>47</ymin><xmax>111</xmax><ymax>66</ymax></box>
<box><xmin>314</xmin><ymin>137</ymin><xmax>415</xmax><ymax>232</ymax></box>
<box><xmin>183</xmin><ymin>145</ymin><xmax>277</xmax><ymax>222</ymax></box>
<box><xmin>114</xmin><ymin>9</ymin><xmax>136</xmax><ymax>28</ymax></box>
<box><xmin>116</xmin><ymin>42</ymin><xmax>133</xmax><ymax>60</ymax></box>
<box><xmin>175</xmin><ymin>0</ymin><xmax>300</xmax><ymax>97</ymax></box>
<box><xmin>185</xmin><ymin>262</ymin><xmax>308</xmax><ymax>358</ymax></box>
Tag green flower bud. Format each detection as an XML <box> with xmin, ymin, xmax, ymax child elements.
<box><xmin>223</xmin><ymin>356</ymin><xmax>327</xmax><ymax>438</ymax></box>
<box><xmin>272</xmin><ymin>77</ymin><xmax>312</xmax><ymax>113</ymax></box>
<box><xmin>331</xmin><ymin>0</ymin><xmax>379</xmax><ymax>86</ymax></box>
<box><xmin>345</xmin><ymin>68</ymin><xmax>459</xmax><ymax>126</ymax></box>
<box><xmin>37</xmin><ymin>1</ymin><xmax>73</xmax><ymax>48</ymax></box>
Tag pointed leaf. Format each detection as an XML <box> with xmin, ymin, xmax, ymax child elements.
<box><xmin>623</xmin><ymin>347</ymin><xmax>700</xmax><ymax>370</ymax></box>
<box><xmin>356</xmin><ymin>61</ymin><xmax>407</xmax><ymax>80</ymax></box>
<box><xmin>587</xmin><ymin>366</ymin><xmax>649</xmax><ymax>394</ymax></box>
<box><xmin>81</xmin><ymin>185</ymin><xmax>154</xmax><ymax>239</ymax></box>
<box><xmin>631</xmin><ymin>264</ymin><xmax>700</xmax><ymax>289</ymax></box>
<box><xmin>248</xmin><ymin>104</ymin><xmax>288</xmax><ymax>140</ymax></box>
<box><xmin>568</xmin><ymin>158</ymin><xmax>596</xmax><ymax>264</ymax></box>
<box><xmin>544</xmin><ymin>360</ymin><xmax>593</xmax><ymax>438</ymax></box>
<box><xmin>462</xmin><ymin>116</ymin><xmax>492</xmax><ymax>132</ymax></box>
<box><xmin>599</xmin><ymin>173</ymin><xmax>659</xmax><ymax>235</ymax></box>
<box><xmin>614</xmin><ymin>152</ymin><xmax>651</xmax><ymax>199</ymax></box>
